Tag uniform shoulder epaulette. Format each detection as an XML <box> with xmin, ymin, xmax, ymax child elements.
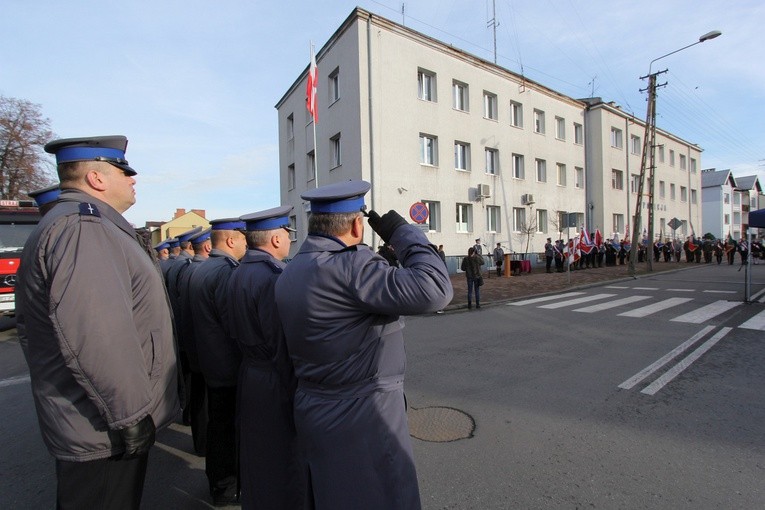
<box><xmin>225</xmin><ymin>257</ymin><xmax>239</xmax><ymax>268</ymax></box>
<box><xmin>79</xmin><ymin>202</ymin><xmax>101</xmax><ymax>217</ymax></box>
<box><xmin>265</xmin><ymin>260</ymin><xmax>283</xmax><ymax>274</ymax></box>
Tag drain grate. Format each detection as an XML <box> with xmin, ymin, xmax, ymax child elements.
<box><xmin>408</xmin><ymin>406</ymin><xmax>475</xmax><ymax>442</ymax></box>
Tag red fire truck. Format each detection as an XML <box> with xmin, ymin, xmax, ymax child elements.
<box><xmin>0</xmin><ymin>199</ymin><xmax>40</xmax><ymax>316</ymax></box>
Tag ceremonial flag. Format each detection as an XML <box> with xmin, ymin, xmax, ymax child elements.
<box><xmin>624</xmin><ymin>224</ymin><xmax>630</xmax><ymax>242</ymax></box>
<box><xmin>566</xmin><ymin>238</ymin><xmax>581</xmax><ymax>264</ymax></box>
<box><xmin>579</xmin><ymin>226</ymin><xmax>594</xmax><ymax>255</ymax></box>
<box><xmin>594</xmin><ymin>229</ymin><xmax>603</xmax><ymax>247</ymax></box>
<box><xmin>306</xmin><ymin>44</ymin><xmax>318</xmax><ymax>123</ymax></box>
<box><xmin>688</xmin><ymin>237</ymin><xmax>699</xmax><ymax>252</ymax></box>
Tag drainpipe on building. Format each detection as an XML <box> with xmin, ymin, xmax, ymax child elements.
<box><xmin>367</xmin><ymin>14</ymin><xmax>378</xmax><ymax>248</ymax></box>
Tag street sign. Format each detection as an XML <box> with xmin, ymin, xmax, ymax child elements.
<box><xmin>668</xmin><ymin>217</ymin><xmax>682</xmax><ymax>230</ymax></box>
<box><xmin>409</xmin><ymin>202</ymin><xmax>429</xmax><ymax>224</ymax></box>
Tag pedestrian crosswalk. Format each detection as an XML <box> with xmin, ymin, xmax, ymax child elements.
<box><xmin>509</xmin><ymin>289</ymin><xmax>765</xmax><ymax>330</ymax></box>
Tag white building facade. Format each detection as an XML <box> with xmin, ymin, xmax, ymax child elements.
<box><xmin>275</xmin><ymin>8</ymin><xmax>702</xmax><ymax>258</ymax></box>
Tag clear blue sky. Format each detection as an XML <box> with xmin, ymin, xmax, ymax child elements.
<box><xmin>3</xmin><ymin>0</ymin><xmax>763</xmax><ymax>226</ymax></box>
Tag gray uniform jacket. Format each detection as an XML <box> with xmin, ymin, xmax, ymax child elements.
<box><xmin>274</xmin><ymin>224</ymin><xmax>453</xmax><ymax>510</ymax></box>
<box><xmin>188</xmin><ymin>249</ymin><xmax>241</xmax><ymax>388</ymax></box>
<box><xmin>176</xmin><ymin>254</ymin><xmax>206</xmax><ymax>371</ymax></box>
<box><xmin>16</xmin><ymin>189</ymin><xmax>179</xmax><ymax>462</ymax></box>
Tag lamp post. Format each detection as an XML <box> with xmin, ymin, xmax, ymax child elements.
<box><xmin>628</xmin><ymin>30</ymin><xmax>721</xmax><ymax>276</ymax></box>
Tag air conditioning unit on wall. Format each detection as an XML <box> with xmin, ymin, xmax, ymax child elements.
<box><xmin>478</xmin><ymin>184</ymin><xmax>491</xmax><ymax>198</ymax></box>
<box><xmin>522</xmin><ymin>193</ymin><xmax>535</xmax><ymax>205</ymax></box>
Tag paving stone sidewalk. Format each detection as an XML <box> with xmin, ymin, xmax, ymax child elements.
<box><xmin>444</xmin><ymin>261</ymin><xmax>692</xmax><ymax>311</ymax></box>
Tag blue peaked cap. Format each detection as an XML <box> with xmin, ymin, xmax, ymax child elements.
<box><xmin>44</xmin><ymin>135</ymin><xmax>137</xmax><ymax>176</ymax></box>
<box><xmin>240</xmin><ymin>205</ymin><xmax>295</xmax><ymax>231</ymax></box>
<box><xmin>189</xmin><ymin>228</ymin><xmax>211</xmax><ymax>244</ymax></box>
<box><xmin>28</xmin><ymin>184</ymin><xmax>61</xmax><ymax>207</ymax></box>
<box><xmin>301</xmin><ymin>180</ymin><xmax>371</xmax><ymax>214</ymax></box>
<box><xmin>176</xmin><ymin>226</ymin><xmax>203</xmax><ymax>243</ymax></box>
<box><xmin>210</xmin><ymin>217</ymin><xmax>246</xmax><ymax>231</ymax></box>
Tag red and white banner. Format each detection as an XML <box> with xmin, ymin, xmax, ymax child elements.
<box><xmin>306</xmin><ymin>44</ymin><xmax>318</xmax><ymax>123</ymax></box>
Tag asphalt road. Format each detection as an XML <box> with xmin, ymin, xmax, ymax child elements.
<box><xmin>1</xmin><ymin>264</ymin><xmax>763</xmax><ymax>509</ymax></box>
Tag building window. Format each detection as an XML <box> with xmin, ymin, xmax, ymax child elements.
<box><xmin>423</xmin><ymin>200</ymin><xmax>441</xmax><ymax>232</ymax></box>
<box><xmin>691</xmin><ymin>189</ymin><xmax>697</xmax><ymax>204</ymax></box>
<box><xmin>680</xmin><ymin>186</ymin><xmax>687</xmax><ymax>202</ymax></box>
<box><xmin>690</xmin><ymin>158</ymin><xmax>697</xmax><ymax>173</ymax></box>
<box><xmin>483</xmin><ymin>91</ymin><xmax>498</xmax><ymax>120</ymax></box>
<box><xmin>537</xmin><ymin>209</ymin><xmax>548</xmax><ymax>233</ymax></box>
<box><xmin>574</xmin><ymin>123</ymin><xmax>583</xmax><ymax>144</ymax></box>
<box><xmin>456</xmin><ymin>203</ymin><xmax>472</xmax><ymax>233</ymax></box>
<box><xmin>287</xmin><ymin>163</ymin><xmax>295</xmax><ymax>190</ymax></box>
<box><xmin>513</xmin><ymin>207</ymin><xmax>526</xmax><ymax>232</ymax></box>
<box><xmin>679</xmin><ymin>154</ymin><xmax>687</xmax><ymax>170</ymax></box>
<box><xmin>669</xmin><ymin>149</ymin><xmax>675</xmax><ymax>166</ymax></box>
<box><xmin>724</xmin><ymin>213</ymin><xmax>730</xmax><ymax>225</ymax></box>
<box><xmin>452</xmin><ymin>80</ymin><xmax>468</xmax><ymax>111</ymax></box>
<box><xmin>613</xmin><ymin>214</ymin><xmax>624</xmax><ymax>234</ymax></box>
<box><xmin>533</xmin><ymin>109</ymin><xmax>545</xmax><ymax>134</ymax></box>
<box><xmin>487</xmin><ymin>205</ymin><xmax>501</xmax><ymax>233</ymax></box>
<box><xmin>535</xmin><ymin>158</ymin><xmax>547</xmax><ymax>183</ymax></box>
<box><xmin>485</xmin><ymin>148</ymin><xmax>499</xmax><ymax>175</ymax></box>
<box><xmin>330</xmin><ymin>133</ymin><xmax>341</xmax><ymax>169</ymax></box>
<box><xmin>510</xmin><ymin>101</ymin><xmax>523</xmax><ymax>127</ymax></box>
<box><xmin>670</xmin><ymin>183</ymin><xmax>676</xmax><ymax>200</ymax></box>
<box><xmin>658</xmin><ymin>145</ymin><xmax>665</xmax><ymax>163</ymax></box>
<box><xmin>454</xmin><ymin>141</ymin><xmax>470</xmax><ymax>171</ymax></box>
<box><xmin>417</xmin><ymin>68</ymin><xmax>436</xmax><ymax>102</ymax></box>
<box><xmin>734</xmin><ymin>212</ymin><xmax>741</xmax><ymax>225</ymax></box>
<box><xmin>659</xmin><ymin>180</ymin><xmax>665</xmax><ymax>198</ymax></box>
<box><xmin>555</xmin><ymin>116</ymin><xmax>565</xmax><ymax>140</ymax></box>
<box><xmin>512</xmin><ymin>154</ymin><xmax>525</xmax><ymax>179</ymax></box>
<box><xmin>575</xmin><ymin>167</ymin><xmax>584</xmax><ymax>188</ymax></box>
<box><xmin>328</xmin><ymin>67</ymin><xmax>340</xmax><ymax>103</ymax></box>
<box><xmin>631</xmin><ymin>135</ymin><xmax>641</xmax><ymax>155</ymax></box>
<box><xmin>420</xmin><ymin>133</ymin><xmax>438</xmax><ymax>166</ymax></box>
<box><xmin>610</xmin><ymin>127</ymin><xmax>623</xmax><ymax>148</ymax></box>
<box><xmin>630</xmin><ymin>174</ymin><xmax>639</xmax><ymax>193</ymax></box>
<box><xmin>307</xmin><ymin>150</ymin><xmax>315</xmax><ymax>182</ymax></box>
<box><xmin>611</xmin><ymin>169</ymin><xmax>623</xmax><ymax>190</ymax></box>
<box><xmin>286</xmin><ymin>114</ymin><xmax>294</xmax><ymax>140</ymax></box>
<box><xmin>724</xmin><ymin>193</ymin><xmax>730</xmax><ymax>204</ymax></box>
<box><xmin>557</xmin><ymin>163</ymin><xmax>566</xmax><ymax>186</ymax></box>
<box><xmin>288</xmin><ymin>215</ymin><xmax>297</xmax><ymax>241</ymax></box>
<box><xmin>660</xmin><ymin>218</ymin><xmax>666</xmax><ymax>235</ymax></box>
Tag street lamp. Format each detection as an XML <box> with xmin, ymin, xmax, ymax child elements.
<box><xmin>628</xmin><ymin>30</ymin><xmax>721</xmax><ymax>276</ymax></box>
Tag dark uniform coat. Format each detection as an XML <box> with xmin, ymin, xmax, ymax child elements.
<box><xmin>274</xmin><ymin>225</ymin><xmax>453</xmax><ymax>510</ymax></box>
<box><xmin>226</xmin><ymin>248</ymin><xmax>302</xmax><ymax>509</ymax></box>
<box><xmin>16</xmin><ymin>189</ymin><xmax>179</xmax><ymax>461</ymax></box>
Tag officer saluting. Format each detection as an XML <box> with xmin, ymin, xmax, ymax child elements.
<box><xmin>275</xmin><ymin>181</ymin><xmax>453</xmax><ymax>509</ymax></box>
<box><xmin>16</xmin><ymin>135</ymin><xmax>179</xmax><ymax>509</ymax></box>
<box><xmin>226</xmin><ymin>205</ymin><xmax>303</xmax><ymax>509</ymax></box>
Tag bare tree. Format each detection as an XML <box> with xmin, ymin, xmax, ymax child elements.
<box><xmin>513</xmin><ymin>208</ymin><xmax>537</xmax><ymax>257</ymax></box>
<box><xmin>0</xmin><ymin>96</ymin><xmax>56</xmax><ymax>200</ymax></box>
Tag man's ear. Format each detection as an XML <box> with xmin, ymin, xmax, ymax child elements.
<box><xmin>350</xmin><ymin>215</ymin><xmax>364</xmax><ymax>239</ymax></box>
<box><xmin>85</xmin><ymin>168</ymin><xmax>108</xmax><ymax>191</ymax></box>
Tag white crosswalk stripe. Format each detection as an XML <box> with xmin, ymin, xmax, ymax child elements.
<box><xmin>509</xmin><ymin>292</ymin><xmax>585</xmax><ymax>306</ymax></box>
<box><xmin>670</xmin><ymin>300</ymin><xmax>741</xmax><ymax>324</ymax></box>
<box><xmin>617</xmin><ymin>297</ymin><xmax>693</xmax><ymax>318</ymax></box>
<box><xmin>573</xmin><ymin>295</ymin><xmax>652</xmax><ymax>313</ymax></box>
<box><xmin>737</xmin><ymin>309</ymin><xmax>765</xmax><ymax>331</ymax></box>
<box><xmin>538</xmin><ymin>293</ymin><xmax>616</xmax><ymax>309</ymax></box>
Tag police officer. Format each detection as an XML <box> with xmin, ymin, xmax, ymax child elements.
<box><xmin>27</xmin><ymin>183</ymin><xmax>61</xmax><ymax>216</ymax></box>
<box><xmin>274</xmin><ymin>181</ymin><xmax>453</xmax><ymax>510</ymax></box>
<box><xmin>154</xmin><ymin>240</ymin><xmax>170</xmax><ymax>261</ymax></box>
<box><xmin>16</xmin><ymin>135</ymin><xmax>179</xmax><ymax>509</ymax></box>
<box><xmin>160</xmin><ymin>237</ymin><xmax>179</xmax><ymax>277</ymax></box>
<box><xmin>188</xmin><ymin>218</ymin><xmax>247</xmax><ymax>506</ymax></box>
<box><xmin>226</xmin><ymin>206</ymin><xmax>303</xmax><ymax>509</ymax></box>
<box><xmin>176</xmin><ymin>227</ymin><xmax>211</xmax><ymax>455</ymax></box>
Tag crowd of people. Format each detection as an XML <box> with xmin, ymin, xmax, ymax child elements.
<box><xmin>16</xmin><ymin>136</ymin><xmax>453</xmax><ymax>509</ymax></box>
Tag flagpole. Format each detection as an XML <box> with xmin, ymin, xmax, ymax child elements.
<box><xmin>309</xmin><ymin>41</ymin><xmax>319</xmax><ymax>187</ymax></box>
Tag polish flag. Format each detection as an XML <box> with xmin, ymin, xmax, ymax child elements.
<box><xmin>594</xmin><ymin>229</ymin><xmax>603</xmax><ymax>247</ymax></box>
<box><xmin>306</xmin><ymin>44</ymin><xmax>318</xmax><ymax>123</ymax></box>
<box><xmin>579</xmin><ymin>226</ymin><xmax>594</xmax><ymax>255</ymax></box>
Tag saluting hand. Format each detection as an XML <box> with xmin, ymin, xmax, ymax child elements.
<box><xmin>367</xmin><ymin>210</ymin><xmax>407</xmax><ymax>244</ymax></box>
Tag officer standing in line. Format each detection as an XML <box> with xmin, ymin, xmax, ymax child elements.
<box><xmin>160</xmin><ymin>237</ymin><xmax>179</xmax><ymax>277</ymax></box>
<box><xmin>188</xmin><ymin>218</ymin><xmax>248</xmax><ymax>506</ymax></box>
<box><xmin>275</xmin><ymin>181</ymin><xmax>453</xmax><ymax>510</ymax></box>
<box><xmin>154</xmin><ymin>240</ymin><xmax>170</xmax><ymax>261</ymax></box>
<box><xmin>226</xmin><ymin>206</ymin><xmax>304</xmax><ymax>509</ymax></box>
<box><xmin>16</xmin><ymin>136</ymin><xmax>179</xmax><ymax>509</ymax></box>
<box><xmin>27</xmin><ymin>184</ymin><xmax>61</xmax><ymax>216</ymax></box>
<box><xmin>168</xmin><ymin>237</ymin><xmax>181</xmax><ymax>259</ymax></box>
<box><xmin>176</xmin><ymin>227</ymin><xmax>212</xmax><ymax>455</ymax></box>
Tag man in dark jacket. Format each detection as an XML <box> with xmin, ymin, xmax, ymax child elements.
<box><xmin>227</xmin><ymin>206</ymin><xmax>304</xmax><ymax>509</ymax></box>
<box><xmin>275</xmin><ymin>181</ymin><xmax>453</xmax><ymax>510</ymax></box>
<box><xmin>16</xmin><ymin>136</ymin><xmax>179</xmax><ymax>509</ymax></box>
<box><xmin>189</xmin><ymin>218</ymin><xmax>247</xmax><ymax>506</ymax></box>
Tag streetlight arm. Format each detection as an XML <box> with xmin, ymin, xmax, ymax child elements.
<box><xmin>647</xmin><ymin>30</ymin><xmax>721</xmax><ymax>75</ymax></box>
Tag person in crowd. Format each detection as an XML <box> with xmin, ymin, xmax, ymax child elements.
<box><xmin>738</xmin><ymin>238</ymin><xmax>749</xmax><ymax>265</ymax></box>
<box><xmin>274</xmin><ymin>181</ymin><xmax>452</xmax><ymax>509</ymax></box>
<box><xmin>27</xmin><ymin>184</ymin><xmax>61</xmax><ymax>216</ymax></box>
<box><xmin>189</xmin><ymin>218</ymin><xmax>247</xmax><ymax>506</ymax></box>
<box><xmin>153</xmin><ymin>240</ymin><xmax>170</xmax><ymax>261</ymax></box>
<box><xmin>544</xmin><ymin>237</ymin><xmax>554</xmax><ymax>273</ymax></box>
<box><xmin>437</xmin><ymin>244</ymin><xmax>446</xmax><ymax>264</ymax></box>
<box><xmin>714</xmin><ymin>239</ymin><xmax>724</xmax><ymax>264</ymax></box>
<box><xmin>493</xmin><ymin>242</ymin><xmax>504</xmax><ymax>277</ymax></box>
<box><xmin>473</xmin><ymin>238</ymin><xmax>482</xmax><ymax>255</ymax></box>
<box><xmin>461</xmin><ymin>246</ymin><xmax>485</xmax><ymax>309</ymax></box>
<box><xmin>16</xmin><ymin>135</ymin><xmax>178</xmax><ymax>509</ymax></box>
<box><xmin>555</xmin><ymin>239</ymin><xmax>566</xmax><ymax>272</ymax></box>
<box><xmin>377</xmin><ymin>242</ymin><xmax>399</xmax><ymax>267</ymax></box>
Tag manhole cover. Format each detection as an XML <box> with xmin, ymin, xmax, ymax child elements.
<box><xmin>408</xmin><ymin>406</ymin><xmax>475</xmax><ymax>442</ymax></box>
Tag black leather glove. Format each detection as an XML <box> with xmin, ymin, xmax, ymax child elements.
<box><xmin>120</xmin><ymin>414</ymin><xmax>156</xmax><ymax>460</ymax></box>
<box><xmin>367</xmin><ymin>210</ymin><xmax>407</xmax><ymax>244</ymax></box>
